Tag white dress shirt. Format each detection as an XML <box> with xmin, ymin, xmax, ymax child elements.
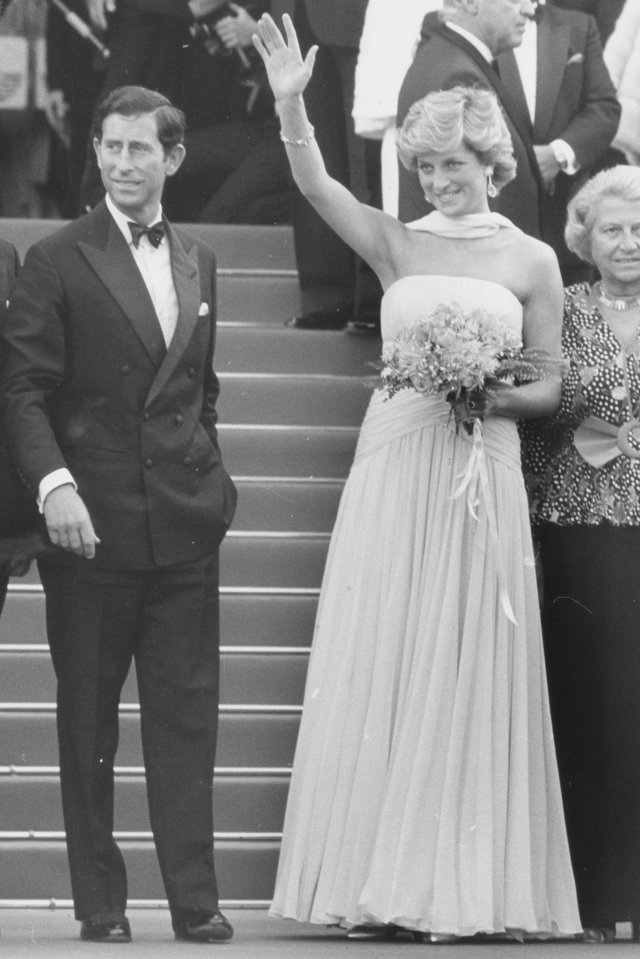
<box><xmin>448</xmin><ymin>16</ymin><xmax>578</xmax><ymax>175</ymax></box>
<box><xmin>514</xmin><ymin>16</ymin><xmax>579</xmax><ymax>174</ymax></box>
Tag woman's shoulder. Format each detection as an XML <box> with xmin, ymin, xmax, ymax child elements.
<box><xmin>510</xmin><ymin>230</ymin><xmax>558</xmax><ymax>267</ymax></box>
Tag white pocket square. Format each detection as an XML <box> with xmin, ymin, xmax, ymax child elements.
<box><xmin>567</xmin><ymin>52</ymin><xmax>584</xmax><ymax>65</ymax></box>
<box><xmin>198</xmin><ymin>302</ymin><xmax>210</xmax><ymax>316</ymax></box>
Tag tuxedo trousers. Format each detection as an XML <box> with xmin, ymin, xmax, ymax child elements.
<box><xmin>290</xmin><ymin>0</ymin><xmax>381</xmax><ymax>314</ymax></box>
<box><xmin>39</xmin><ymin>552</ymin><xmax>222</xmax><ymax>925</ymax></box>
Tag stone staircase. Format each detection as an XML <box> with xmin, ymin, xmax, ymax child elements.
<box><xmin>0</xmin><ymin>221</ymin><xmax>379</xmax><ymax>907</ymax></box>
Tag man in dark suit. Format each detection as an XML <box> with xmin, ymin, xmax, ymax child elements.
<box><xmin>551</xmin><ymin>0</ymin><xmax>625</xmax><ymax>43</ymax></box>
<box><xmin>80</xmin><ymin>0</ymin><xmax>192</xmax><ymax>209</ymax></box>
<box><xmin>0</xmin><ymin>240</ymin><xmax>42</xmax><ymax>613</ymax></box>
<box><xmin>398</xmin><ymin>1</ymin><xmax>620</xmax><ymax>281</ymax></box>
<box><xmin>496</xmin><ymin>2</ymin><xmax>620</xmax><ymax>281</ymax></box>
<box><xmin>270</xmin><ymin>0</ymin><xmax>382</xmax><ymax>329</ymax></box>
<box><xmin>1</xmin><ymin>86</ymin><xmax>237</xmax><ymax>944</ymax></box>
<box><xmin>398</xmin><ymin>0</ymin><xmax>544</xmax><ymax>236</ymax></box>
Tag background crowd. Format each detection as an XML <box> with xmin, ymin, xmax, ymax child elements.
<box><xmin>0</xmin><ymin>0</ymin><xmax>637</xmax><ymax>329</ymax></box>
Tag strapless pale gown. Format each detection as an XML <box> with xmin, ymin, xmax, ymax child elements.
<box><xmin>270</xmin><ymin>273</ymin><xmax>581</xmax><ymax>937</ymax></box>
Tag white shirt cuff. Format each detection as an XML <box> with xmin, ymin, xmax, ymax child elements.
<box><xmin>550</xmin><ymin>139</ymin><xmax>579</xmax><ymax>175</ymax></box>
<box><xmin>38</xmin><ymin>469</ymin><xmax>77</xmax><ymax>513</ymax></box>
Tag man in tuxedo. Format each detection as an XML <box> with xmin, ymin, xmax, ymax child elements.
<box><xmin>551</xmin><ymin>0</ymin><xmax>625</xmax><ymax>43</ymax></box>
<box><xmin>1</xmin><ymin>86</ymin><xmax>237</xmax><ymax>944</ymax></box>
<box><xmin>496</xmin><ymin>1</ymin><xmax>619</xmax><ymax>281</ymax></box>
<box><xmin>398</xmin><ymin>0</ymin><xmax>620</xmax><ymax>281</ymax></box>
<box><xmin>398</xmin><ymin>0</ymin><xmax>544</xmax><ymax>235</ymax></box>
<box><xmin>80</xmin><ymin>0</ymin><xmax>192</xmax><ymax>209</ymax></box>
<box><xmin>270</xmin><ymin>0</ymin><xmax>382</xmax><ymax>329</ymax></box>
<box><xmin>0</xmin><ymin>240</ymin><xmax>42</xmax><ymax>613</ymax></box>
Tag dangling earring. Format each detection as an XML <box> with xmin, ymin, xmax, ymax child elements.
<box><xmin>486</xmin><ymin>169</ymin><xmax>497</xmax><ymax>199</ymax></box>
<box><xmin>424</xmin><ymin>193</ymin><xmax>433</xmax><ymax>205</ymax></box>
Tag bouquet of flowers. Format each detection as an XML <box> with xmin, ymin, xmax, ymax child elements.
<box><xmin>380</xmin><ymin>302</ymin><xmax>555</xmax><ymax>434</ymax></box>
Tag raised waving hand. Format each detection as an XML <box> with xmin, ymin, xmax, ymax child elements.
<box><xmin>253</xmin><ymin>13</ymin><xmax>317</xmax><ymax>102</ymax></box>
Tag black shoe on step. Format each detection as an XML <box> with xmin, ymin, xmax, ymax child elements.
<box><xmin>174</xmin><ymin>910</ymin><xmax>234</xmax><ymax>943</ymax></box>
<box><xmin>80</xmin><ymin>918</ymin><xmax>131</xmax><ymax>943</ymax></box>
<box><xmin>285</xmin><ymin>309</ymin><xmax>348</xmax><ymax>330</ymax></box>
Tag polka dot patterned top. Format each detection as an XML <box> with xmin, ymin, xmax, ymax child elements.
<box><xmin>522</xmin><ymin>283</ymin><xmax>640</xmax><ymax>526</ymax></box>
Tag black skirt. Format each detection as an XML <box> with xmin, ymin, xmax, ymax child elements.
<box><xmin>539</xmin><ymin>521</ymin><xmax>640</xmax><ymax>926</ymax></box>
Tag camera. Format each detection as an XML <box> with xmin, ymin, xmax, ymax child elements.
<box><xmin>189</xmin><ymin>0</ymin><xmax>238</xmax><ymax>57</ymax></box>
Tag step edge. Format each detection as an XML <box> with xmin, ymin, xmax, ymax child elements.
<box><xmin>0</xmin><ymin>899</ymin><xmax>271</xmax><ymax>909</ymax></box>
<box><xmin>0</xmin><ymin>831</ymin><xmax>282</xmax><ymax>841</ymax></box>
<box><xmin>219</xmin><ymin>372</ymin><xmax>373</xmax><ymax>383</ymax></box>
<box><xmin>225</xmin><ymin>530</ymin><xmax>331</xmax><ymax>539</ymax></box>
<box><xmin>0</xmin><ymin>645</ymin><xmax>310</xmax><ymax>656</ymax></box>
<box><xmin>0</xmin><ymin>703</ymin><xmax>302</xmax><ymax>714</ymax></box>
<box><xmin>232</xmin><ymin>476</ymin><xmax>345</xmax><ymax>485</ymax></box>
<box><xmin>5</xmin><ymin>585</ymin><xmax>321</xmax><ymax>596</ymax></box>
<box><xmin>218</xmin><ymin>423</ymin><xmax>359</xmax><ymax>433</ymax></box>
<box><xmin>218</xmin><ymin>268</ymin><xmax>297</xmax><ymax>278</ymax></box>
<box><xmin>0</xmin><ymin>766</ymin><xmax>292</xmax><ymax>777</ymax></box>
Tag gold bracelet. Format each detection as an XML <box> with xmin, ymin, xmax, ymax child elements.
<box><xmin>279</xmin><ymin>124</ymin><xmax>315</xmax><ymax>148</ymax></box>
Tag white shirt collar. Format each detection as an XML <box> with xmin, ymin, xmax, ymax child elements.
<box><xmin>444</xmin><ymin>21</ymin><xmax>494</xmax><ymax>63</ymax></box>
<box><xmin>105</xmin><ymin>194</ymin><xmax>164</xmax><ymax>246</ymax></box>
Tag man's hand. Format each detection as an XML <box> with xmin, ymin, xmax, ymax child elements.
<box><xmin>43</xmin><ymin>484</ymin><xmax>100</xmax><ymax>559</ymax></box>
<box><xmin>216</xmin><ymin>3</ymin><xmax>258</xmax><ymax>49</ymax></box>
<box><xmin>84</xmin><ymin>0</ymin><xmax>116</xmax><ymax>31</ymax></box>
<box><xmin>534</xmin><ymin>144</ymin><xmax>561</xmax><ymax>189</ymax></box>
<box><xmin>45</xmin><ymin>90</ymin><xmax>70</xmax><ymax>147</ymax></box>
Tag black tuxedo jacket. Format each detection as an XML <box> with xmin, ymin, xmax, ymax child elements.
<box><xmin>270</xmin><ymin>0</ymin><xmax>368</xmax><ymax>48</ymax></box>
<box><xmin>498</xmin><ymin>4</ymin><xmax>620</xmax><ymax>266</ymax></box>
<box><xmin>397</xmin><ymin>14</ymin><xmax>544</xmax><ymax>237</ymax></box>
<box><xmin>550</xmin><ymin>0</ymin><xmax>626</xmax><ymax>43</ymax></box>
<box><xmin>1</xmin><ymin>202</ymin><xmax>236</xmax><ymax>569</ymax></box>
<box><xmin>0</xmin><ymin>240</ymin><xmax>38</xmax><ymax>539</ymax></box>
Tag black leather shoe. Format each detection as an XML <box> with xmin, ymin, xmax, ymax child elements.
<box><xmin>285</xmin><ymin>309</ymin><xmax>348</xmax><ymax>330</ymax></box>
<box><xmin>346</xmin><ymin>924</ymin><xmax>399</xmax><ymax>940</ymax></box>
<box><xmin>346</xmin><ymin>318</ymin><xmax>380</xmax><ymax>335</ymax></box>
<box><xmin>80</xmin><ymin>918</ymin><xmax>131</xmax><ymax>943</ymax></box>
<box><xmin>174</xmin><ymin>910</ymin><xmax>234</xmax><ymax>942</ymax></box>
<box><xmin>580</xmin><ymin>926</ymin><xmax>616</xmax><ymax>944</ymax></box>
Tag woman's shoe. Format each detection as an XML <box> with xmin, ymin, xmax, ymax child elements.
<box><xmin>346</xmin><ymin>924</ymin><xmax>399</xmax><ymax>940</ymax></box>
<box><xmin>412</xmin><ymin>932</ymin><xmax>459</xmax><ymax>944</ymax></box>
<box><xmin>581</xmin><ymin>926</ymin><xmax>616</xmax><ymax>944</ymax></box>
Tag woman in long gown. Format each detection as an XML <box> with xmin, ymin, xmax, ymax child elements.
<box><xmin>253</xmin><ymin>14</ymin><xmax>582</xmax><ymax>942</ymax></box>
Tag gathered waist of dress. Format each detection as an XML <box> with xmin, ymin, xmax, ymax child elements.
<box><xmin>354</xmin><ymin>388</ymin><xmax>521</xmax><ymax>473</ymax></box>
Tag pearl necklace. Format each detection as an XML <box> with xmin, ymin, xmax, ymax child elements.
<box><xmin>597</xmin><ymin>281</ymin><xmax>640</xmax><ymax>312</ymax></box>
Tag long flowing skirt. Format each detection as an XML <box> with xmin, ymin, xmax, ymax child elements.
<box><xmin>270</xmin><ymin>390</ymin><xmax>581</xmax><ymax>936</ymax></box>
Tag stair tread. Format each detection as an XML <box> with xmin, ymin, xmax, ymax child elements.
<box><xmin>1</xmin><ymin>773</ymin><xmax>289</xmax><ymax>832</ymax></box>
<box><xmin>0</xmin><ymin>840</ymin><xmax>279</xmax><ymax>901</ymax></box>
<box><xmin>0</xmin><ymin>650</ymin><xmax>309</xmax><ymax>705</ymax></box>
<box><xmin>0</xmin><ymin>711</ymin><xmax>300</xmax><ymax>766</ymax></box>
<box><xmin>0</xmin><ymin>220</ymin><xmax>296</xmax><ymax>270</ymax></box>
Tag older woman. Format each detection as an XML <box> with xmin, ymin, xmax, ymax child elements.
<box><xmin>525</xmin><ymin>165</ymin><xmax>640</xmax><ymax>944</ymax></box>
<box><xmin>254</xmin><ymin>13</ymin><xmax>581</xmax><ymax>943</ymax></box>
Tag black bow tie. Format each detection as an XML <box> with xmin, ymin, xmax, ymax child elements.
<box><xmin>128</xmin><ymin>220</ymin><xmax>165</xmax><ymax>249</ymax></box>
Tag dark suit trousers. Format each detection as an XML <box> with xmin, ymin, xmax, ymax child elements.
<box><xmin>39</xmin><ymin>553</ymin><xmax>221</xmax><ymax>924</ymax></box>
<box><xmin>291</xmin><ymin>1</ymin><xmax>381</xmax><ymax>314</ymax></box>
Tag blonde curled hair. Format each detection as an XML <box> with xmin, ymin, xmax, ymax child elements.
<box><xmin>395</xmin><ymin>85</ymin><xmax>516</xmax><ymax>193</ymax></box>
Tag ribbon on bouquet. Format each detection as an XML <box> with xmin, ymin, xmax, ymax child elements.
<box><xmin>452</xmin><ymin>420</ymin><xmax>518</xmax><ymax>626</ymax></box>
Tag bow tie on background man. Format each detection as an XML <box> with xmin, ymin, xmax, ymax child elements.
<box><xmin>128</xmin><ymin>221</ymin><xmax>165</xmax><ymax>249</ymax></box>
